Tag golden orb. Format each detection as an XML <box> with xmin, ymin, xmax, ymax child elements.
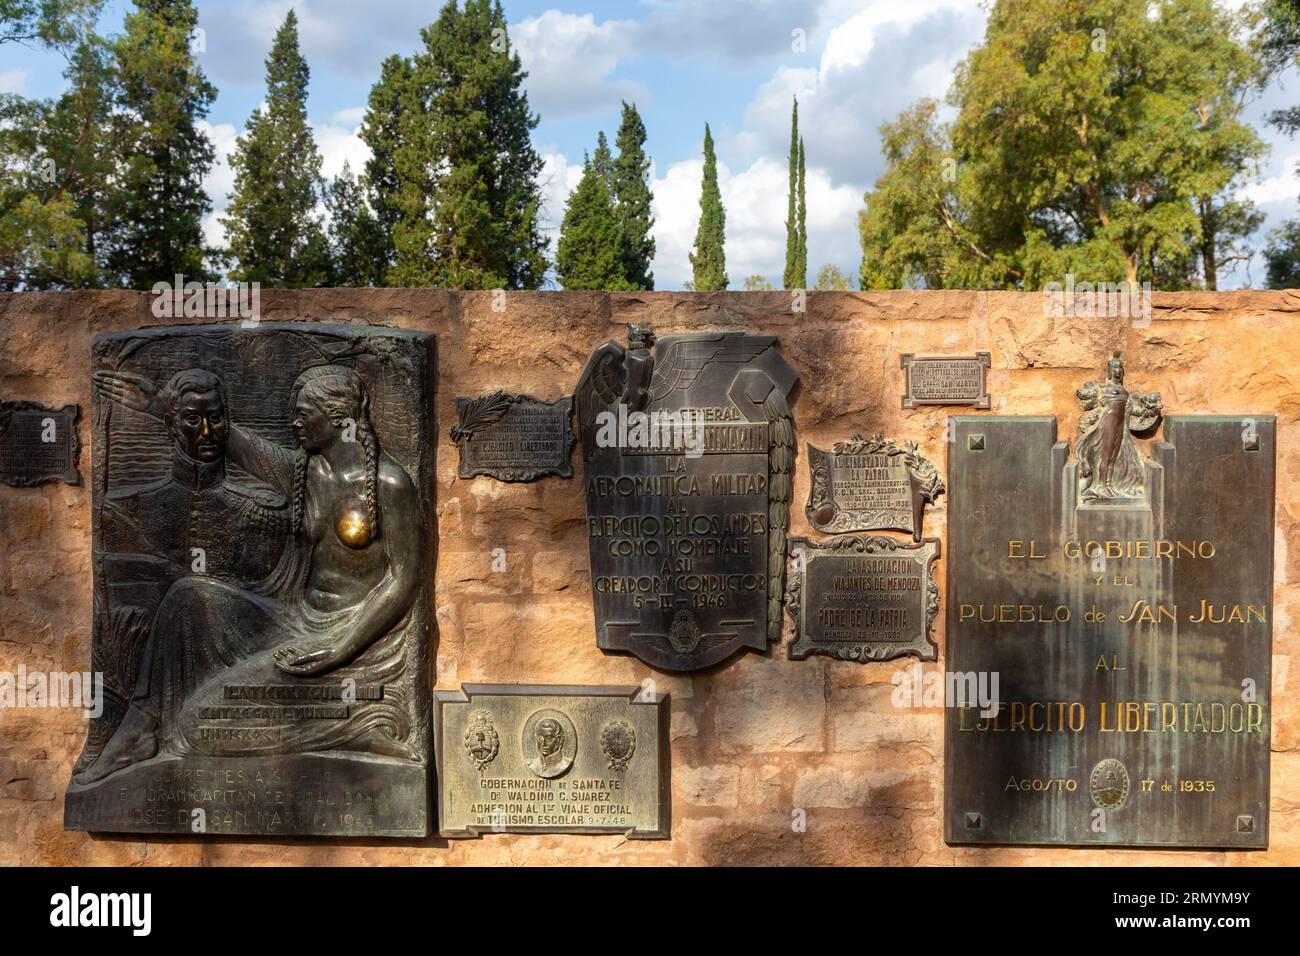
<box><xmin>335</xmin><ymin>507</ymin><xmax>373</xmax><ymax>549</ymax></box>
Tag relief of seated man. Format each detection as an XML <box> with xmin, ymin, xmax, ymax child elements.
<box><xmin>76</xmin><ymin>364</ymin><xmax>424</xmax><ymax>785</ymax></box>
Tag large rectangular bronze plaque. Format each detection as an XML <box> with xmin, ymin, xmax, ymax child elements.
<box><xmin>944</xmin><ymin>356</ymin><xmax>1273</xmax><ymax>847</ymax></box>
<box><xmin>0</xmin><ymin>400</ymin><xmax>80</xmax><ymax>486</ymax></box>
<box><xmin>901</xmin><ymin>352</ymin><xmax>990</xmax><ymax>408</ymax></box>
<box><xmin>787</xmin><ymin>535</ymin><xmax>939</xmax><ymax>662</ymax></box>
<box><xmin>576</xmin><ymin>325</ymin><xmax>798</xmax><ymax>671</ymax></box>
<box><xmin>452</xmin><ymin>391</ymin><xmax>574</xmax><ymax>481</ymax></box>
<box><xmin>436</xmin><ymin>684</ymin><xmax>669</xmax><ymax>838</ymax></box>
<box><xmin>66</xmin><ymin>323</ymin><xmax>435</xmax><ymax>837</ymax></box>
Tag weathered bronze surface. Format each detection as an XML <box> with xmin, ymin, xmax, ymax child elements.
<box><xmin>65</xmin><ymin>323</ymin><xmax>434</xmax><ymax>837</ymax></box>
<box><xmin>452</xmin><ymin>391</ymin><xmax>574</xmax><ymax>481</ymax></box>
<box><xmin>805</xmin><ymin>434</ymin><xmax>943</xmax><ymax>540</ymax></box>
<box><xmin>1075</xmin><ymin>351</ymin><xmax>1162</xmax><ymax>503</ymax></box>
<box><xmin>575</xmin><ymin>324</ymin><xmax>798</xmax><ymax>671</ymax></box>
<box><xmin>436</xmin><ymin>684</ymin><xmax>669</xmax><ymax>838</ymax></box>
<box><xmin>0</xmin><ymin>400</ymin><xmax>80</xmax><ymax>486</ymax></box>
<box><xmin>787</xmin><ymin>534</ymin><xmax>939</xmax><ymax>662</ymax></box>
<box><xmin>944</xmin><ymin>355</ymin><xmax>1273</xmax><ymax>848</ymax></box>
<box><xmin>901</xmin><ymin>352</ymin><xmax>990</xmax><ymax>408</ymax></box>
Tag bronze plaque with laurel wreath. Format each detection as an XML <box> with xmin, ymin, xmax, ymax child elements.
<box><xmin>575</xmin><ymin>325</ymin><xmax>798</xmax><ymax>672</ymax></box>
<box><xmin>451</xmin><ymin>391</ymin><xmax>574</xmax><ymax>481</ymax></box>
<box><xmin>786</xmin><ymin>534</ymin><xmax>940</xmax><ymax>662</ymax></box>
<box><xmin>66</xmin><ymin>323</ymin><xmax>434</xmax><ymax>836</ymax></box>
<box><xmin>805</xmin><ymin>434</ymin><xmax>943</xmax><ymax>540</ymax></box>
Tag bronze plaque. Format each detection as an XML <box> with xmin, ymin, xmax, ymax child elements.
<box><xmin>787</xmin><ymin>534</ymin><xmax>939</xmax><ymax>662</ymax></box>
<box><xmin>575</xmin><ymin>324</ymin><xmax>798</xmax><ymax>671</ymax></box>
<box><xmin>452</xmin><ymin>391</ymin><xmax>574</xmax><ymax>481</ymax></box>
<box><xmin>901</xmin><ymin>352</ymin><xmax>990</xmax><ymax>408</ymax></box>
<box><xmin>806</xmin><ymin>434</ymin><xmax>943</xmax><ymax>540</ymax></box>
<box><xmin>944</xmin><ymin>353</ymin><xmax>1273</xmax><ymax>848</ymax></box>
<box><xmin>0</xmin><ymin>401</ymin><xmax>80</xmax><ymax>486</ymax></box>
<box><xmin>436</xmin><ymin>684</ymin><xmax>669</xmax><ymax>838</ymax></box>
<box><xmin>65</xmin><ymin>323</ymin><xmax>434</xmax><ymax>837</ymax></box>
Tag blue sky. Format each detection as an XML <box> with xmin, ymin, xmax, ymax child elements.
<box><xmin>4</xmin><ymin>0</ymin><xmax>1300</xmax><ymax>288</ymax></box>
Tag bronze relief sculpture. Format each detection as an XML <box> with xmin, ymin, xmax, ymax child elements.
<box><xmin>1075</xmin><ymin>351</ymin><xmax>1162</xmax><ymax>503</ymax></box>
<box><xmin>66</xmin><ymin>323</ymin><xmax>434</xmax><ymax>836</ymax></box>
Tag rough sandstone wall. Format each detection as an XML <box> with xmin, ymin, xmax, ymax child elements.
<box><xmin>0</xmin><ymin>288</ymin><xmax>1296</xmax><ymax>866</ymax></box>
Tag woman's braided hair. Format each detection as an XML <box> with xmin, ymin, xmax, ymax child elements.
<box><xmin>289</xmin><ymin>365</ymin><xmax>381</xmax><ymax>536</ymax></box>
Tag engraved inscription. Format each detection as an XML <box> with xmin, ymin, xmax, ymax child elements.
<box><xmin>452</xmin><ymin>391</ymin><xmax>574</xmax><ymax>482</ymax></box>
<box><xmin>787</xmin><ymin>535</ymin><xmax>940</xmax><ymax>662</ymax></box>
<box><xmin>576</xmin><ymin>326</ymin><xmax>798</xmax><ymax>671</ymax></box>
<box><xmin>901</xmin><ymin>353</ymin><xmax>990</xmax><ymax>408</ymax></box>
<box><xmin>0</xmin><ymin>401</ymin><xmax>80</xmax><ymax>486</ymax></box>
<box><xmin>437</xmin><ymin>684</ymin><xmax>668</xmax><ymax>838</ymax></box>
<box><xmin>806</xmin><ymin>434</ymin><xmax>943</xmax><ymax>539</ymax></box>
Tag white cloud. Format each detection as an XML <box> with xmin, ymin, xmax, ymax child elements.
<box><xmin>313</xmin><ymin>119</ymin><xmax>369</xmax><ymax>180</ymax></box>
<box><xmin>538</xmin><ymin>149</ymin><xmax>586</xmax><ymax>255</ymax></box>
<box><xmin>513</xmin><ymin>11</ymin><xmax>645</xmax><ymax>118</ymax></box>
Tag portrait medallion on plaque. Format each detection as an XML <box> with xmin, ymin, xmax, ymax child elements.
<box><xmin>805</xmin><ymin>434</ymin><xmax>943</xmax><ymax>539</ymax></box>
<box><xmin>0</xmin><ymin>401</ymin><xmax>80</xmax><ymax>486</ymax></box>
<box><xmin>575</xmin><ymin>324</ymin><xmax>798</xmax><ymax>671</ymax></box>
<box><xmin>901</xmin><ymin>352</ymin><xmax>990</xmax><ymax>408</ymax></box>
<box><xmin>436</xmin><ymin>684</ymin><xmax>669</xmax><ymax>838</ymax></box>
<box><xmin>65</xmin><ymin>323</ymin><xmax>435</xmax><ymax>837</ymax></box>
<box><xmin>944</xmin><ymin>352</ymin><xmax>1273</xmax><ymax>848</ymax></box>
<box><xmin>787</xmin><ymin>534</ymin><xmax>939</xmax><ymax>662</ymax></box>
<box><xmin>451</xmin><ymin>391</ymin><xmax>574</xmax><ymax>481</ymax></box>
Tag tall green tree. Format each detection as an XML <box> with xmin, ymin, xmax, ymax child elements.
<box><xmin>783</xmin><ymin>97</ymin><xmax>800</xmax><ymax>288</ymax></box>
<box><xmin>374</xmin><ymin>0</ymin><xmax>548</xmax><ymax>288</ymax></box>
<box><xmin>326</xmin><ymin>161</ymin><xmax>387</xmax><ymax>287</ymax></box>
<box><xmin>0</xmin><ymin>0</ymin><xmax>115</xmax><ymax>289</ymax></box>
<box><xmin>222</xmin><ymin>10</ymin><xmax>329</xmax><ymax>286</ymax></box>
<box><xmin>611</xmin><ymin>101</ymin><xmax>654</xmax><ymax>289</ymax></box>
<box><xmin>109</xmin><ymin>0</ymin><xmax>216</xmax><ymax>286</ymax></box>
<box><xmin>861</xmin><ymin>0</ymin><xmax>1267</xmax><ymax>291</ymax></box>
<box><xmin>690</xmin><ymin>124</ymin><xmax>727</xmax><ymax>291</ymax></box>
<box><xmin>556</xmin><ymin>142</ymin><xmax>628</xmax><ymax>290</ymax></box>
<box><xmin>795</xmin><ymin>137</ymin><xmax>807</xmax><ymax>287</ymax></box>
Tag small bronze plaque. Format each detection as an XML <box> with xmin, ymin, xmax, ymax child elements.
<box><xmin>576</xmin><ymin>324</ymin><xmax>798</xmax><ymax>671</ymax></box>
<box><xmin>452</xmin><ymin>391</ymin><xmax>574</xmax><ymax>481</ymax></box>
<box><xmin>901</xmin><ymin>352</ymin><xmax>990</xmax><ymax>408</ymax></box>
<box><xmin>806</xmin><ymin>434</ymin><xmax>943</xmax><ymax>540</ymax></box>
<box><xmin>787</xmin><ymin>535</ymin><xmax>939</xmax><ymax>662</ymax></box>
<box><xmin>436</xmin><ymin>684</ymin><xmax>669</xmax><ymax>838</ymax></box>
<box><xmin>0</xmin><ymin>401</ymin><xmax>80</xmax><ymax>486</ymax></box>
<box><xmin>944</xmin><ymin>353</ymin><xmax>1273</xmax><ymax>848</ymax></box>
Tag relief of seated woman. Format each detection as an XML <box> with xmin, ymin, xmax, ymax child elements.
<box><xmin>75</xmin><ymin>364</ymin><xmax>425</xmax><ymax>785</ymax></box>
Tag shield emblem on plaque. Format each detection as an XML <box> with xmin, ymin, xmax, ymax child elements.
<box><xmin>576</xmin><ymin>325</ymin><xmax>798</xmax><ymax>671</ymax></box>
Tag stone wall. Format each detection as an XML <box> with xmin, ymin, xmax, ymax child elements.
<box><xmin>0</xmin><ymin>288</ymin><xmax>1296</xmax><ymax>866</ymax></box>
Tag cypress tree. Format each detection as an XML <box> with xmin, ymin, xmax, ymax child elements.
<box><xmin>783</xmin><ymin>97</ymin><xmax>799</xmax><ymax>288</ymax></box>
<box><xmin>690</xmin><ymin>124</ymin><xmax>727</xmax><ymax>291</ymax></box>
<box><xmin>359</xmin><ymin>53</ymin><xmax>415</xmax><ymax>278</ymax></box>
<box><xmin>612</xmin><ymin>101</ymin><xmax>655</xmax><ymax>289</ymax></box>
<box><xmin>387</xmin><ymin>0</ymin><xmax>547</xmax><ymax>288</ymax></box>
<box><xmin>222</xmin><ymin>10</ymin><xmax>330</xmax><ymax>286</ymax></box>
<box><xmin>556</xmin><ymin>144</ymin><xmax>627</xmax><ymax>290</ymax></box>
<box><xmin>326</xmin><ymin>161</ymin><xmax>388</xmax><ymax>287</ymax></box>
<box><xmin>795</xmin><ymin>137</ymin><xmax>807</xmax><ymax>288</ymax></box>
<box><xmin>109</xmin><ymin>0</ymin><xmax>216</xmax><ymax>285</ymax></box>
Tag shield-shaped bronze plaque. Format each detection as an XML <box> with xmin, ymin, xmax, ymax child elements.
<box><xmin>787</xmin><ymin>534</ymin><xmax>940</xmax><ymax>662</ymax></box>
<box><xmin>0</xmin><ymin>401</ymin><xmax>80</xmax><ymax>486</ymax></box>
<box><xmin>436</xmin><ymin>684</ymin><xmax>669</xmax><ymax>838</ymax></box>
<box><xmin>944</xmin><ymin>353</ymin><xmax>1273</xmax><ymax>848</ymax></box>
<box><xmin>575</xmin><ymin>325</ymin><xmax>798</xmax><ymax>671</ymax></box>
<box><xmin>451</xmin><ymin>391</ymin><xmax>574</xmax><ymax>481</ymax></box>
<box><xmin>805</xmin><ymin>434</ymin><xmax>943</xmax><ymax>540</ymax></box>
